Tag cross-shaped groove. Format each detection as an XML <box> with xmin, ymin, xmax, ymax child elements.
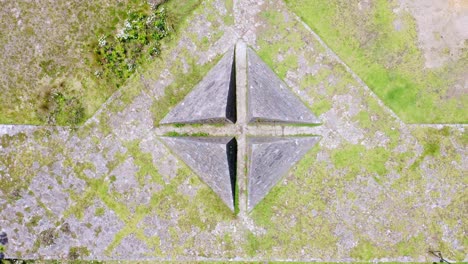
<box><xmin>155</xmin><ymin>41</ymin><xmax>321</xmax><ymax>214</ymax></box>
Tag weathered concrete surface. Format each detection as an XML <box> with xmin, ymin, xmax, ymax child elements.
<box><xmin>247</xmin><ymin>48</ymin><xmax>320</xmax><ymax>124</ymax></box>
<box><xmin>234</xmin><ymin>41</ymin><xmax>249</xmax><ymax>216</ymax></box>
<box><xmin>159</xmin><ymin>137</ymin><xmax>236</xmax><ymax>211</ymax></box>
<box><xmin>160</xmin><ymin>48</ymin><xmax>236</xmax><ymax>124</ymax></box>
<box><xmin>1</xmin><ymin>0</ymin><xmax>467</xmax><ymax>261</ymax></box>
<box><xmin>247</xmin><ymin>136</ymin><xmax>320</xmax><ymax>211</ymax></box>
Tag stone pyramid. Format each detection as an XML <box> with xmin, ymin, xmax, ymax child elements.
<box><xmin>247</xmin><ymin>136</ymin><xmax>320</xmax><ymax>211</ymax></box>
<box><xmin>160</xmin><ymin>48</ymin><xmax>236</xmax><ymax>124</ymax></box>
<box><xmin>247</xmin><ymin>48</ymin><xmax>320</xmax><ymax>124</ymax></box>
<box><xmin>159</xmin><ymin>137</ymin><xmax>237</xmax><ymax>211</ymax></box>
<box><xmin>159</xmin><ymin>44</ymin><xmax>321</xmax><ymax>212</ymax></box>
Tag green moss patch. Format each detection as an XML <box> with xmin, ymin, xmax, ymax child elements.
<box><xmin>285</xmin><ymin>0</ymin><xmax>467</xmax><ymax>123</ymax></box>
<box><xmin>123</xmin><ymin>140</ymin><xmax>165</xmax><ymax>185</ymax></box>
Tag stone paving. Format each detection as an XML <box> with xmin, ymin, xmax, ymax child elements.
<box><xmin>0</xmin><ymin>0</ymin><xmax>466</xmax><ymax>261</ymax></box>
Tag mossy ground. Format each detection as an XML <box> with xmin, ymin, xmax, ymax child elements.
<box><xmin>284</xmin><ymin>0</ymin><xmax>468</xmax><ymax>124</ymax></box>
<box><xmin>0</xmin><ymin>1</ymin><xmax>170</xmax><ymax>126</ymax></box>
<box><xmin>244</xmin><ymin>0</ymin><xmax>466</xmax><ymax>260</ymax></box>
<box><xmin>1</xmin><ymin>0</ymin><xmax>241</xmax><ymax>259</ymax></box>
<box><xmin>0</xmin><ymin>1</ymin><xmax>128</xmax><ymax>124</ymax></box>
<box><xmin>0</xmin><ymin>0</ymin><xmax>466</xmax><ymax>261</ymax></box>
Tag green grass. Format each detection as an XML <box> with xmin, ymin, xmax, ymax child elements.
<box><xmin>331</xmin><ymin>143</ymin><xmax>390</xmax><ymax>181</ymax></box>
<box><xmin>164</xmin><ymin>0</ymin><xmax>202</xmax><ymax>32</ymax></box>
<box><xmin>0</xmin><ymin>0</ymin><xmax>199</xmax><ymax>126</ymax></box>
<box><xmin>350</xmin><ymin>239</ymin><xmax>386</xmax><ymax>261</ymax></box>
<box><xmin>163</xmin><ymin>132</ymin><xmax>210</xmax><ymax>137</ymax></box>
<box><xmin>68</xmin><ymin>246</ymin><xmax>91</xmax><ymax>260</ymax></box>
<box><xmin>285</xmin><ymin>0</ymin><xmax>468</xmax><ymax>123</ymax></box>
<box><xmin>407</xmin><ymin>126</ymin><xmax>453</xmax><ymax>170</ymax></box>
<box><xmin>39</xmin><ymin>90</ymin><xmax>85</xmax><ymax>127</ymax></box>
<box><xmin>0</xmin><ymin>0</ymin><xmax>151</xmax><ymax>125</ymax></box>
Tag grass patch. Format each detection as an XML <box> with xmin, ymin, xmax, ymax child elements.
<box><xmin>408</xmin><ymin>126</ymin><xmax>451</xmax><ymax>170</ymax></box>
<box><xmin>350</xmin><ymin>239</ymin><xmax>386</xmax><ymax>261</ymax></box>
<box><xmin>330</xmin><ymin>143</ymin><xmax>391</xmax><ymax>182</ymax></box>
<box><xmin>163</xmin><ymin>132</ymin><xmax>209</xmax><ymax>137</ymax></box>
<box><xmin>244</xmin><ymin>232</ymin><xmax>259</xmax><ymax>257</ymax></box>
<box><xmin>68</xmin><ymin>246</ymin><xmax>91</xmax><ymax>260</ymax></box>
<box><xmin>0</xmin><ymin>0</ymin><xmax>202</xmax><ymax>125</ymax></box>
<box><xmin>0</xmin><ymin>0</ymin><xmax>151</xmax><ymax>125</ymax></box>
<box><xmin>164</xmin><ymin>0</ymin><xmax>202</xmax><ymax>32</ymax></box>
<box><xmin>38</xmin><ymin>89</ymin><xmax>85</xmax><ymax>126</ymax></box>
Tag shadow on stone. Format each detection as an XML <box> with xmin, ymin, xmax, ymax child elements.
<box><xmin>226</xmin><ymin>50</ymin><xmax>237</xmax><ymax>123</ymax></box>
<box><xmin>226</xmin><ymin>137</ymin><xmax>237</xmax><ymax>208</ymax></box>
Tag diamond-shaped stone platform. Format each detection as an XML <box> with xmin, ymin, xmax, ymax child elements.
<box><xmin>159</xmin><ymin>43</ymin><xmax>321</xmax><ymax>213</ymax></box>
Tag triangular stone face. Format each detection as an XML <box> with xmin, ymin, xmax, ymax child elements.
<box><xmin>160</xmin><ymin>49</ymin><xmax>236</xmax><ymax>124</ymax></box>
<box><xmin>247</xmin><ymin>136</ymin><xmax>320</xmax><ymax>211</ymax></box>
<box><xmin>159</xmin><ymin>137</ymin><xmax>237</xmax><ymax>211</ymax></box>
<box><xmin>247</xmin><ymin>48</ymin><xmax>320</xmax><ymax>124</ymax></box>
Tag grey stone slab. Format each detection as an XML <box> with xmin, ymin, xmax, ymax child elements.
<box><xmin>159</xmin><ymin>137</ymin><xmax>237</xmax><ymax>211</ymax></box>
<box><xmin>247</xmin><ymin>48</ymin><xmax>320</xmax><ymax>124</ymax></box>
<box><xmin>160</xmin><ymin>49</ymin><xmax>236</xmax><ymax>124</ymax></box>
<box><xmin>247</xmin><ymin>136</ymin><xmax>320</xmax><ymax>211</ymax></box>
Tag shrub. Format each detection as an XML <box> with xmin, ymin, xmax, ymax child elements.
<box><xmin>94</xmin><ymin>5</ymin><xmax>169</xmax><ymax>86</ymax></box>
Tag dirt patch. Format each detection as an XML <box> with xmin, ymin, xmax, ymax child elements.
<box><xmin>398</xmin><ymin>0</ymin><xmax>468</xmax><ymax>68</ymax></box>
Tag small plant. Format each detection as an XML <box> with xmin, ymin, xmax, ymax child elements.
<box><xmin>39</xmin><ymin>89</ymin><xmax>85</xmax><ymax>127</ymax></box>
<box><xmin>429</xmin><ymin>250</ymin><xmax>451</xmax><ymax>264</ymax></box>
<box><xmin>68</xmin><ymin>246</ymin><xmax>90</xmax><ymax>260</ymax></box>
<box><xmin>94</xmin><ymin>5</ymin><xmax>169</xmax><ymax>87</ymax></box>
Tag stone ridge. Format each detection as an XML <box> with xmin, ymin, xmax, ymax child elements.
<box><xmin>159</xmin><ymin>136</ymin><xmax>237</xmax><ymax>211</ymax></box>
<box><xmin>247</xmin><ymin>48</ymin><xmax>320</xmax><ymax>124</ymax></box>
<box><xmin>247</xmin><ymin>136</ymin><xmax>320</xmax><ymax>211</ymax></box>
<box><xmin>160</xmin><ymin>48</ymin><xmax>236</xmax><ymax>124</ymax></box>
